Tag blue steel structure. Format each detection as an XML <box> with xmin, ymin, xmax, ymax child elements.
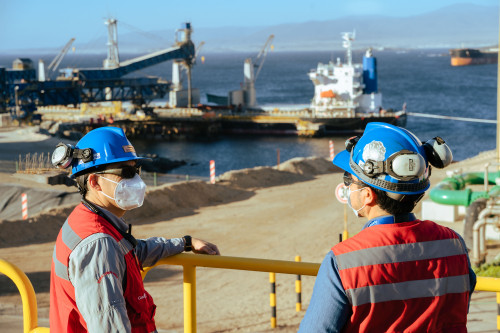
<box><xmin>0</xmin><ymin>22</ymin><xmax>195</xmax><ymax>119</ymax></box>
<box><xmin>362</xmin><ymin>50</ymin><xmax>378</xmax><ymax>94</ymax></box>
<box><xmin>75</xmin><ymin>43</ymin><xmax>194</xmax><ymax>80</ymax></box>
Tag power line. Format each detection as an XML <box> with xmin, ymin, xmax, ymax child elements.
<box><xmin>408</xmin><ymin>112</ymin><xmax>496</xmax><ymax>124</ymax></box>
<box><xmin>118</xmin><ymin>20</ymin><xmax>171</xmax><ymax>46</ymax></box>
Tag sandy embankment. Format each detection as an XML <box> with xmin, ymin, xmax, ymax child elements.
<box><xmin>0</xmin><ymin>126</ymin><xmax>497</xmax><ymax>332</ymax></box>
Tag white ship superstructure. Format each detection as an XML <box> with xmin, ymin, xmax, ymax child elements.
<box><xmin>308</xmin><ymin>32</ymin><xmax>382</xmax><ymax>116</ymax></box>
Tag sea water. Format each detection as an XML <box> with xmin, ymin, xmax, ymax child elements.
<box><xmin>0</xmin><ymin>49</ymin><xmax>497</xmax><ymax>177</ymax></box>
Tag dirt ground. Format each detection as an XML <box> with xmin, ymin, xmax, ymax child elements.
<box><xmin>0</xmin><ymin>126</ymin><xmax>498</xmax><ymax>332</ymax></box>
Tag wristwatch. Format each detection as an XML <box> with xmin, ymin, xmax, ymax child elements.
<box><xmin>183</xmin><ymin>235</ymin><xmax>192</xmax><ymax>252</ymax></box>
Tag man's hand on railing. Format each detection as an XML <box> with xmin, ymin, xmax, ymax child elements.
<box><xmin>192</xmin><ymin>238</ymin><xmax>220</xmax><ymax>255</ymax></box>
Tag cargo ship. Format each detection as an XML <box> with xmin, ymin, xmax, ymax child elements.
<box><xmin>449</xmin><ymin>48</ymin><xmax>498</xmax><ymax>66</ymax></box>
<box><xmin>303</xmin><ymin>31</ymin><xmax>406</xmax><ymax>133</ymax></box>
<box><xmin>207</xmin><ymin>31</ymin><xmax>406</xmax><ymax>136</ymax></box>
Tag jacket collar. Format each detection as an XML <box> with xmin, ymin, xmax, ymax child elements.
<box><xmin>363</xmin><ymin>213</ymin><xmax>416</xmax><ymax>229</ymax></box>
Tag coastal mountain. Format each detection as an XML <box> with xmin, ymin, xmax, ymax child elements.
<box><xmin>9</xmin><ymin>3</ymin><xmax>500</xmax><ymax>54</ymax></box>
<box><xmin>117</xmin><ymin>3</ymin><xmax>499</xmax><ymax>53</ymax></box>
<box><xmin>236</xmin><ymin>3</ymin><xmax>499</xmax><ymax>51</ymax></box>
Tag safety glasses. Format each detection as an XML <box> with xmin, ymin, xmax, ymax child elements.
<box><xmin>343</xmin><ymin>171</ymin><xmax>365</xmax><ymax>187</ymax></box>
<box><xmin>94</xmin><ymin>165</ymin><xmax>141</xmax><ymax>179</ymax></box>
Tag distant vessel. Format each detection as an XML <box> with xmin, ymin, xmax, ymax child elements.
<box><xmin>449</xmin><ymin>48</ymin><xmax>498</xmax><ymax>66</ymax></box>
<box><xmin>301</xmin><ymin>31</ymin><xmax>406</xmax><ymax>133</ymax></box>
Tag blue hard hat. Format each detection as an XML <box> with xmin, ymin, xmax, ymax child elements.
<box><xmin>71</xmin><ymin>127</ymin><xmax>147</xmax><ymax>178</ymax></box>
<box><xmin>333</xmin><ymin>122</ymin><xmax>430</xmax><ymax>195</ymax></box>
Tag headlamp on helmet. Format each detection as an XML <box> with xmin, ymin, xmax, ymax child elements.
<box><xmin>51</xmin><ymin>142</ymin><xmax>93</xmax><ymax>169</ymax></box>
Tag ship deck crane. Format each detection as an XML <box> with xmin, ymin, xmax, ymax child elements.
<box><xmin>47</xmin><ymin>38</ymin><xmax>75</xmax><ymax>73</ymax></box>
<box><xmin>239</xmin><ymin>34</ymin><xmax>274</xmax><ymax>109</ymax></box>
<box><xmin>254</xmin><ymin>34</ymin><xmax>274</xmax><ymax>81</ymax></box>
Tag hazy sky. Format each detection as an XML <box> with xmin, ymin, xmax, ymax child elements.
<box><xmin>0</xmin><ymin>0</ymin><xmax>498</xmax><ymax>51</ymax></box>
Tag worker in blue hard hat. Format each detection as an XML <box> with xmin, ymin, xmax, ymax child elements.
<box><xmin>299</xmin><ymin>122</ymin><xmax>475</xmax><ymax>332</ymax></box>
<box><xmin>49</xmin><ymin>126</ymin><xmax>219</xmax><ymax>333</ymax></box>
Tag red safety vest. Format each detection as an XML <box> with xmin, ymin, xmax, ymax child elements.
<box><xmin>332</xmin><ymin>220</ymin><xmax>470</xmax><ymax>332</ymax></box>
<box><xmin>50</xmin><ymin>203</ymin><xmax>157</xmax><ymax>333</ymax></box>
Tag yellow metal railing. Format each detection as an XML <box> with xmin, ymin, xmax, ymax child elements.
<box><xmin>3</xmin><ymin>254</ymin><xmax>500</xmax><ymax>333</ymax></box>
<box><xmin>0</xmin><ymin>259</ymin><xmax>49</xmax><ymax>333</ymax></box>
<box><xmin>475</xmin><ymin>277</ymin><xmax>500</xmax><ymax>332</ymax></box>
<box><xmin>141</xmin><ymin>253</ymin><xmax>320</xmax><ymax>333</ymax></box>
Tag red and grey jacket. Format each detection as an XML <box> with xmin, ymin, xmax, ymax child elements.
<box><xmin>332</xmin><ymin>220</ymin><xmax>471</xmax><ymax>332</ymax></box>
<box><xmin>50</xmin><ymin>203</ymin><xmax>157</xmax><ymax>333</ymax></box>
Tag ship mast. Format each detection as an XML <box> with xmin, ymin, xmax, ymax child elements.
<box><xmin>104</xmin><ymin>18</ymin><xmax>120</xmax><ymax>69</ymax></box>
<box><xmin>342</xmin><ymin>31</ymin><xmax>355</xmax><ymax>66</ymax></box>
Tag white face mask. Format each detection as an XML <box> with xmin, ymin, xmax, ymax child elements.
<box><xmin>99</xmin><ymin>173</ymin><xmax>146</xmax><ymax>210</ymax></box>
<box><xmin>347</xmin><ymin>186</ymin><xmax>366</xmax><ymax>217</ymax></box>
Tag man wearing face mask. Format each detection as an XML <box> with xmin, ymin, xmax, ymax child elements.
<box><xmin>49</xmin><ymin>126</ymin><xmax>220</xmax><ymax>333</ymax></box>
<box><xmin>299</xmin><ymin>123</ymin><xmax>476</xmax><ymax>332</ymax></box>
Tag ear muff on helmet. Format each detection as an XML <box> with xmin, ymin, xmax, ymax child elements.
<box><xmin>361</xmin><ymin>149</ymin><xmax>426</xmax><ymax>181</ymax></box>
<box><xmin>51</xmin><ymin>142</ymin><xmax>93</xmax><ymax>169</ymax></box>
<box><xmin>422</xmin><ymin>137</ymin><xmax>453</xmax><ymax>169</ymax></box>
<box><xmin>346</xmin><ymin>135</ymin><xmax>426</xmax><ymax>181</ymax></box>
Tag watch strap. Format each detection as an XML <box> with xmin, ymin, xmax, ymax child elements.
<box><xmin>183</xmin><ymin>235</ymin><xmax>192</xmax><ymax>252</ymax></box>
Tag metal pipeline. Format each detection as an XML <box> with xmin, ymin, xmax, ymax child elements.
<box><xmin>429</xmin><ymin>171</ymin><xmax>500</xmax><ymax>207</ymax></box>
<box><xmin>472</xmin><ymin>206</ymin><xmax>500</xmax><ymax>265</ymax></box>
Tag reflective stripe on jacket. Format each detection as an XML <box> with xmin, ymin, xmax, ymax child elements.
<box><xmin>50</xmin><ymin>203</ymin><xmax>157</xmax><ymax>333</ymax></box>
<box><xmin>332</xmin><ymin>219</ymin><xmax>470</xmax><ymax>332</ymax></box>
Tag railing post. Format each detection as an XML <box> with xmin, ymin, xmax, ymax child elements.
<box><xmin>183</xmin><ymin>265</ymin><xmax>197</xmax><ymax>333</ymax></box>
<box><xmin>295</xmin><ymin>256</ymin><xmax>302</xmax><ymax>312</ymax></box>
<box><xmin>0</xmin><ymin>259</ymin><xmax>47</xmax><ymax>333</ymax></box>
<box><xmin>270</xmin><ymin>272</ymin><xmax>277</xmax><ymax>328</ymax></box>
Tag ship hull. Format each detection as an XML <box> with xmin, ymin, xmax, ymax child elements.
<box><xmin>451</xmin><ymin>56</ymin><xmax>497</xmax><ymax>66</ymax></box>
<box><xmin>219</xmin><ymin>112</ymin><xmax>407</xmax><ymax>136</ymax></box>
<box><xmin>450</xmin><ymin>48</ymin><xmax>498</xmax><ymax>66</ymax></box>
<box><xmin>310</xmin><ymin>114</ymin><xmax>407</xmax><ymax>134</ymax></box>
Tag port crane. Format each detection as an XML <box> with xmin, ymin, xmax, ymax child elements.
<box><xmin>64</xmin><ymin>19</ymin><xmax>195</xmax><ymax>81</ymax></box>
<box><xmin>170</xmin><ymin>41</ymin><xmax>205</xmax><ymax>108</ymax></box>
<box><xmin>0</xmin><ymin>19</ymin><xmax>197</xmax><ymax>118</ymax></box>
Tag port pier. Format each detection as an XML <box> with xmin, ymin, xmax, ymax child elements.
<box><xmin>36</xmin><ymin>105</ymin><xmax>406</xmax><ymax>140</ymax></box>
